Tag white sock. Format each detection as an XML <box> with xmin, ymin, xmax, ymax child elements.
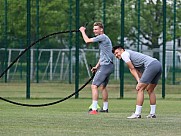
<box><xmin>150</xmin><ymin>105</ymin><xmax>156</xmax><ymax>115</ymax></box>
<box><xmin>103</xmin><ymin>102</ymin><xmax>108</xmax><ymax>110</ymax></box>
<box><xmin>92</xmin><ymin>100</ymin><xmax>98</xmax><ymax>110</ymax></box>
<box><xmin>135</xmin><ymin>105</ymin><xmax>142</xmax><ymax>115</ymax></box>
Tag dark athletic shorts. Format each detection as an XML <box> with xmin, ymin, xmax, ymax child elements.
<box><xmin>92</xmin><ymin>63</ymin><xmax>114</xmax><ymax>87</ymax></box>
<box><xmin>139</xmin><ymin>60</ymin><xmax>162</xmax><ymax>84</ymax></box>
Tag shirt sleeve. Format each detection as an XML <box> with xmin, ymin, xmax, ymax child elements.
<box><xmin>121</xmin><ymin>51</ymin><xmax>131</xmax><ymax>63</ymax></box>
<box><xmin>92</xmin><ymin>35</ymin><xmax>104</xmax><ymax>43</ymax></box>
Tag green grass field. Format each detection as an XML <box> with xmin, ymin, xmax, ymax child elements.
<box><xmin>0</xmin><ymin>83</ymin><xmax>181</xmax><ymax>136</ymax></box>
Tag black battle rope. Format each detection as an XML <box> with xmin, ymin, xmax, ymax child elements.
<box><xmin>0</xmin><ymin>23</ymin><xmax>93</xmax><ymax>107</ymax></box>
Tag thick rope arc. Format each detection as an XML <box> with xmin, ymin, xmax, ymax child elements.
<box><xmin>0</xmin><ymin>24</ymin><xmax>92</xmax><ymax>107</ymax></box>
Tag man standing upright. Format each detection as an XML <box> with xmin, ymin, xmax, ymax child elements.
<box><xmin>79</xmin><ymin>22</ymin><xmax>114</xmax><ymax>114</ymax></box>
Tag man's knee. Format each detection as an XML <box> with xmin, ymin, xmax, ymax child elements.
<box><xmin>91</xmin><ymin>84</ymin><xmax>98</xmax><ymax>90</ymax></box>
<box><xmin>100</xmin><ymin>85</ymin><xmax>106</xmax><ymax>91</ymax></box>
<box><xmin>137</xmin><ymin>82</ymin><xmax>147</xmax><ymax>91</ymax></box>
<box><xmin>146</xmin><ymin>84</ymin><xmax>157</xmax><ymax>93</ymax></box>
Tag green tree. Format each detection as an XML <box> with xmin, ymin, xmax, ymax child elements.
<box><xmin>124</xmin><ymin>0</ymin><xmax>181</xmax><ymax>59</ymax></box>
<box><xmin>0</xmin><ymin>0</ymin><xmax>180</xmax><ymax>52</ymax></box>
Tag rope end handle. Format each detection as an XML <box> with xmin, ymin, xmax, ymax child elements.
<box><xmin>89</xmin><ymin>64</ymin><xmax>95</xmax><ymax>76</ymax></box>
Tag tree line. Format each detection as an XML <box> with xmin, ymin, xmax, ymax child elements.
<box><xmin>0</xmin><ymin>0</ymin><xmax>180</xmax><ymax>50</ymax></box>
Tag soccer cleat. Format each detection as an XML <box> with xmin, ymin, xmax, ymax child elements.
<box><xmin>88</xmin><ymin>108</ymin><xmax>93</xmax><ymax>112</ymax></box>
<box><xmin>88</xmin><ymin>108</ymin><xmax>98</xmax><ymax>112</ymax></box>
<box><xmin>146</xmin><ymin>114</ymin><xmax>156</xmax><ymax>118</ymax></box>
<box><xmin>89</xmin><ymin>110</ymin><xmax>98</xmax><ymax>115</ymax></box>
<box><xmin>99</xmin><ymin>109</ymin><xmax>108</xmax><ymax>113</ymax></box>
<box><xmin>127</xmin><ymin>113</ymin><xmax>141</xmax><ymax>119</ymax></box>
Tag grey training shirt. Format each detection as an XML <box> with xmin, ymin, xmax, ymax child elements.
<box><xmin>92</xmin><ymin>34</ymin><xmax>114</xmax><ymax>65</ymax></box>
<box><xmin>122</xmin><ymin>49</ymin><xmax>157</xmax><ymax>69</ymax></box>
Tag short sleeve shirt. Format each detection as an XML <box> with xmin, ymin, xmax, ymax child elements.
<box><xmin>92</xmin><ymin>34</ymin><xmax>114</xmax><ymax>65</ymax></box>
<box><xmin>121</xmin><ymin>49</ymin><xmax>157</xmax><ymax>69</ymax></box>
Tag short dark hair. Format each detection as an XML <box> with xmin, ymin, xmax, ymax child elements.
<box><xmin>112</xmin><ymin>45</ymin><xmax>125</xmax><ymax>53</ymax></box>
<box><xmin>93</xmin><ymin>22</ymin><xmax>104</xmax><ymax>29</ymax></box>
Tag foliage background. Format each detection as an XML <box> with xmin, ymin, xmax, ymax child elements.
<box><xmin>0</xmin><ymin>0</ymin><xmax>180</xmax><ymax>49</ymax></box>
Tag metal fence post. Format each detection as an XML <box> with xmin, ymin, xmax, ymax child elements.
<box><xmin>69</xmin><ymin>0</ymin><xmax>72</xmax><ymax>84</ymax></box>
<box><xmin>36</xmin><ymin>0</ymin><xmax>39</xmax><ymax>83</ymax></box>
<box><xmin>172</xmin><ymin>0</ymin><xmax>177</xmax><ymax>85</ymax></box>
<box><xmin>26</xmin><ymin>0</ymin><xmax>31</xmax><ymax>99</ymax></box>
<box><xmin>162</xmin><ymin>0</ymin><xmax>166</xmax><ymax>99</ymax></box>
<box><xmin>4</xmin><ymin>0</ymin><xmax>8</xmax><ymax>83</ymax></box>
<box><xmin>120</xmin><ymin>0</ymin><xmax>125</xmax><ymax>98</ymax></box>
<box><xmin>75</xmin><ymin>0</ymin><xmax>79</xmax><ymax>98</ymax></box>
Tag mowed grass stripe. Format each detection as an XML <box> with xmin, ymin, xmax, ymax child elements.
<box><xmin>0</xmin><ymin>98</ymin><xmax>181</xmax><ymax>136</ymax></box>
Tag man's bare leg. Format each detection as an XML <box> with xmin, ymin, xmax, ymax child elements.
<box><xmin>100</xmin><ymin>85</ymin><xmax>108</xmax><ymax>111</ymax></box>
<box><xmin>91</xmin><ymin>84</ymin><xmax>99</xmax><ymax>111</ymax></box>
<box><xmin>146</xmin><ymin>84</ymin><xmax>157</xmax><ymax>117</ymax></box>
